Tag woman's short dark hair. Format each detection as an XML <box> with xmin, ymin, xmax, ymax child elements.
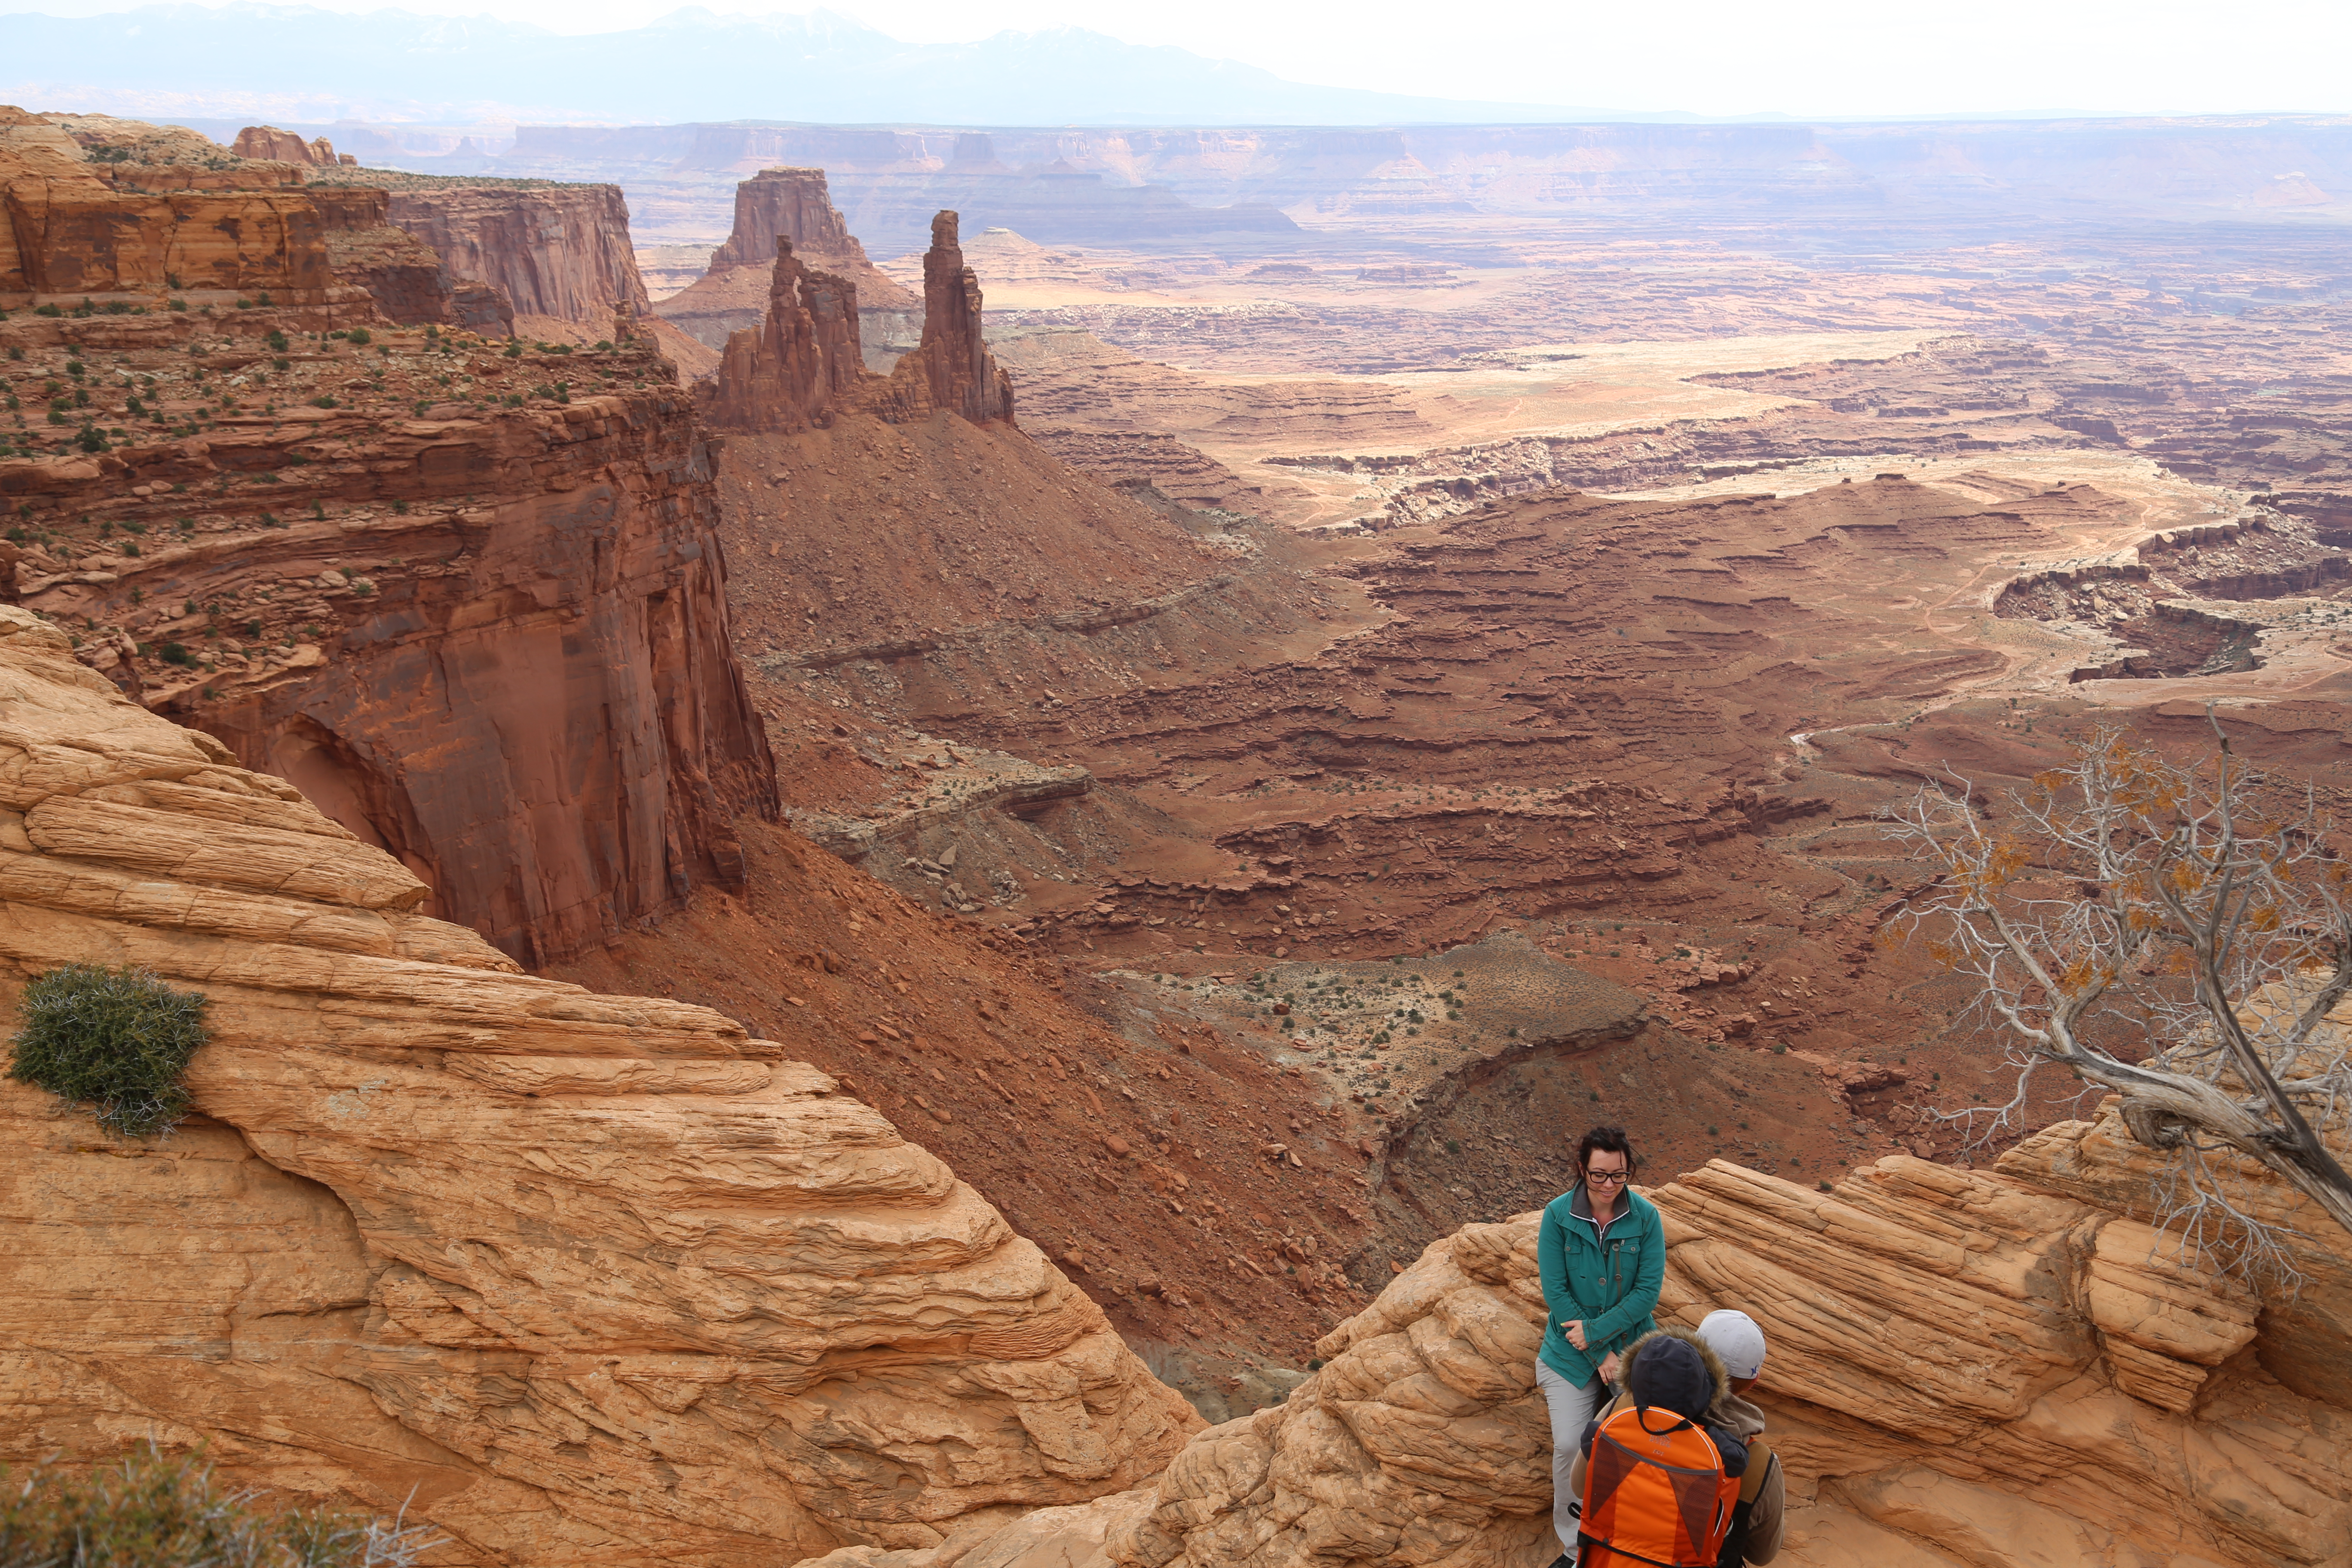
<box><xmin>1576</xmin><ymin>1124</ymin><xmax>1637</xmax><ymax>1176</ymax></box>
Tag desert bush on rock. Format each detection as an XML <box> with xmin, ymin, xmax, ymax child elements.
<box><xmin>0</xmin><ymin>1444</ymin><xmax>435</xmax><ymax>1568</ymax></box>
<box><xmin>6</xmin><ymin>963</ymin><xmax>211</xmax><ymax>1138</ymax></box>
<box><xmin>1887</xmin><ymin>712</ymin><xmax>2352</xmax><ymax>1269</ymax></box>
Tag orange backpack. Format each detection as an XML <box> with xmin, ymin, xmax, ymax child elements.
<box><xmin>1577</xmin><ymin>1402</ymin><xmax>1740</xmax><ymax>1568</ymax></box>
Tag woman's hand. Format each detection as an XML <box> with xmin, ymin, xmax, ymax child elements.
<box><xmin>1564</xmin><ymin>1320</ymin><xmax>1589</xmax><ymax>1351</ymax></box>
<box><xmin>1598</xmin><ymin>1351</ymin><xmax>1623</xmax><ymax>1386</ymax></box>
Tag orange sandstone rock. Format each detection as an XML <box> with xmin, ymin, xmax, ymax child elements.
<box><xmin>897</xmin><ymin>1108</ymin><xmax>2349</xmax><ymax>1568</ymax></box>
<box><xmin>701</xmin><ymin>240</ymin><xmax>865</xmax><ymax>435</ymax></box>
<box><xmin>376</xmin><ymin>180</ymin><xmax>650</xmax><ymax>333</ymax></box>
<box><xmin>0</xmin><ymin>603</ymin><xmax>1200</xmax><ymax>1565</ymax></box>
<box><xmin>231</xmin><ymin>125</ymin><xmax>340</xmax><ymax>167</ymax></box>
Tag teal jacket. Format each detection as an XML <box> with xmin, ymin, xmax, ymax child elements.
<box><xmin>1536</xmin><ymin>1183</ymin><xmax>1665</xmax><ymax>1386</ymax></box>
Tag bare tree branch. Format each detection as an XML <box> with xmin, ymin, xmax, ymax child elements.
<box><xmin>1881</xmin><ymin>717</ymin><xmax>2352</xmax><ymax>1271</ymax></box>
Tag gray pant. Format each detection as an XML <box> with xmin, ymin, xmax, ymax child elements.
<box><xmin>1537</xmin><ymin>1359</ymin><xmax>1608</xmax><ymax>1557</ymax></box>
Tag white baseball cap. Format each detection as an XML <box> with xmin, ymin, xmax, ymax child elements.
<box><xmin>1698</xmin><ymin>1309</ymin><xmax>1768</xmax><ymax>1381</ymax></box>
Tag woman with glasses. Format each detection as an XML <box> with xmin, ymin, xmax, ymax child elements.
<box><xmin>1534</xmin><ymin>1124</ymin><xmax>1666</xmax><ymax>1568</ymax></box>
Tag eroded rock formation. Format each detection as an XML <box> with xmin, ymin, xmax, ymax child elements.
<box><xmin>701</xmin><ymin>241</ymin><xmax>866</xmax><ymax>434</ymax></box>
<box><xmin>305</xmin><ymin>183</ymin><xmax>478</xmax><ymax>326</ymax></box>
<box><xmin>0</xmin><ymin>602</ymin><xmax>1199</xmax><ymax>1564</ymax></box>
<box><xmin>1</xmin><ymin>107</ymin><xmax>340</xmax><ymax>303</ymax></box>
<box><xmin>231</xmin><ymin>124</ymin><xmax>352</xmax><ymax>168</ymax></box>
<box><xmin>845</xmin><ymin>1103</ymin><xmax>2349</xmax><ymax>1568</ymax></box>
<box><xmin>1</xmin><ymin>108</ymin><xmax>473</xmax><ymax>330</ymax></box>
<box><xmin>1</xmin><ymin>130</ymin><xmax>775</xmax><ymax>965</ymax></box>
<box><xmin>879</xmin><ymin>211</ymin><xmax>1014</xmax><ymax>427</ymax></box>
<box><xmin>656</xmin><ymin>166</ymin><xmax>920</xmax><ymax>355</ymax></box>
<box><xmin>701</xmin><ymin>209</ymin><xmax>1012</xmax><ymax>435</ymax></box>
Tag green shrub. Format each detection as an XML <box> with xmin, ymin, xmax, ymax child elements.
<box><xmin>345</xmin><ymin>327</ymin><xmax>372</xmax><ymax>346</ymax></box>
<box><xmin>6</xmin><ymin>963</ymin><xmax>211</xmax><ymax>1138</ymax></box>
<box><xmin>0</xmin><ymin>1443</ymin><xmax>435</xmax><ymax>1568</ymax></box>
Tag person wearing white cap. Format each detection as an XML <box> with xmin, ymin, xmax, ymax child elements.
<box><xmin>1696</xmin><ymin>1309</ymin><xmax>1784</xmax><ymax>1566</ymax></box>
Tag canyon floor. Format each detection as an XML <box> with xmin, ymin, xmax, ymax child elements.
<box><xmin>611</xmin><ymin>205</ymin><xmax>2352</xmax><ymax>1389</ymax></box>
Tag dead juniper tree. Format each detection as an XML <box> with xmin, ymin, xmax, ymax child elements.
<box><xmin>1882</xmin><ymin>711</ymin><xmax>2352</xmax><ymax>1267</ymax></box>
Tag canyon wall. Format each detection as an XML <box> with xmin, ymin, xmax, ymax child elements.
<box><xmin>305</xmin><ymin>183</ymin><xmax>476</xmax><ymax>328</ymax></box>
<box><xmin>482</xmin><ymin>118</ymin><xmax>2352</xmax><ymax>247</ymax></box>
<box><xmin>1</xmin><ymin>107</ymin><xmax>338</xmax><ymax>303</ymax></box>
<box><xmin>656</xmin><ymin>165</ymin><xmax>920</xmax><ymax>357</ymax></box>
<box><xmin>0</xmin><ymin>603</ymin><xmax>1200</xmax><ymax>1564</ymax></box>
<box><xmin>701</xmin><ymin>208</ymin><xmax>1011</xmax><ymax>434</ymax></box>
<box><xmin>1</xmin><ymin>123</ymin><xmax>775</xmax><ymax>965</ymax></box>
<box><xmin>320</xmin><ymin>174</ymin><xmax>653</xmax><ymax>333</ymax></box>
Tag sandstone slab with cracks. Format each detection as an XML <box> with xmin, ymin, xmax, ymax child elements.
<box><xmin>916</xmin><ymin>1102</ymin><xmax>2349</xmax><ymax>1568</ymax></box>
<box><xmin>0</xmin><ymin>604</ymin><xmax>1199</xmax><ymax>1566</ymax></box>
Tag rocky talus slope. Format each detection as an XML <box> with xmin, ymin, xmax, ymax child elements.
<box><xmin>0</xmin><ymin>602</ymin><xmax>1198</xmax><ymax>1565</ymax></box>
<box><xmin>818</xmin><ymin>1103</ymin><xmax>2350</xmax><ymax>1568</ymax></box>
<box><xmin>1</xmin><ymin>122</ymin><xmax>773</xmax><ymax>966</ymax></box>
<box><xmin>656</xmin><ymin>166</ymin><xmax>921</xmax><ymax>361</ymax></box>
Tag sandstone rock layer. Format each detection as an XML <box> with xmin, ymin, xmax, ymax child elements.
<box><xmin>3</xmin><ymin>128</ymin><xmax>774</xmax><ymax>965</ymax></box>
<box><xmin>231</xmin><ymin>125</ymin><xmax>350</xmax><ymax>168</ymax></box>
<box><xmin>2</xmin><ymin>108</ymin><xmax>341</xmax><ymax>305</ymax></box>
<box><xmin>0</xmin><ymin>603</ymin><xmax>1198</xmax><ymax>1564</ymax></box>
<box><xmin>900</xmin><ymin>1105</ymin><xmax>2351</xmax><ymax>1568</ymax></box>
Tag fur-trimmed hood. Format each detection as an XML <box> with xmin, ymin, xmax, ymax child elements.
<box><xmin>1619</xmin><ymin>1323</ymin><xmax>1734</xmax><ymax>1425</ymax></box>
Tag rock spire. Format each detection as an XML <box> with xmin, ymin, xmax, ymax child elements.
<box><xmin>877</xmin><ymin>209</ymin><xmax>1015</xmax><ymax>427</ymax></box>
<box><xmin>701</xmin><ymin>239</ymin><xmax>865</xmax><ymax>433</ymax></box>
<box><xmin>700</xmin><ymin>208</ymin><xmax>1015</xmax><ymax>435</ymax></box>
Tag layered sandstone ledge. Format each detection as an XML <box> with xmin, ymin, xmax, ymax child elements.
<box><xmin>824</xmin><ymin>1107</ymin><xmax>2351</xmax><ymax>1568</ymax></box>
<box><xmin>0</xmin><ymin>603</ymin><xmax>1198</xmax><ymax>1564</ymax></box>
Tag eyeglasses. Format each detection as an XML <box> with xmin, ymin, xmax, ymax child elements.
<box><xmin>1586</xmin><ymin>1170</ymin><xmax>1630</xmax><ymax>1185</ymax></box>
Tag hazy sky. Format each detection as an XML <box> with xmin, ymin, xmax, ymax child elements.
<box><xmin>7</xmin><ymin>0</ymin><xmax>2348</xmax><ymax>118</ymax></box>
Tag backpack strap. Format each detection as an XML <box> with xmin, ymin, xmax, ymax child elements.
<box><xmin>1635</xmin><ymin>1406</ymin><xmax>1696</xmax><ymax>1437</ymax></box>
<box><xmin>1738</xmin><ymin>1439</ymin><xmax>1776</xmax><ymax>1505</ymax></box>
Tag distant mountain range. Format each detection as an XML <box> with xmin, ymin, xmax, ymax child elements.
<box><xmin>2</xmin><ymin>3</ymin><xmax>1679</xmax><ymax>126</ymax></box>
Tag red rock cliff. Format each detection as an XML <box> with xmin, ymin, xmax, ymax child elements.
<box><xmin>0</xmin><ymin>108</ymin><xmax>340</xmax><ymax>303</ymax></box>
<box><xmin>347</xmin><ymin>176</ymin><xmax>652</xmax><ymax>332</ymax></box>
<box><xmin>0</xmin><ymin>125</ymin><xmax>777</xmax><ymax>966</ymax></box>
<box><xmin>231</xmin><ymin>123</ymin><xmax>352</xmax><ymax>167</ymax></box>
<box><xmin>0</xmin><ymin>609</ymin><xmax>1198</xmax><ymax>1564</ymax></box>
<box><xmin>708</xmin><ymin>165</ymin><xmax>896</xmax><ymax>285</ymax></box>
<box><xmin>306</xmin><ymin>184</ymin><xmax>478</xmax><ymax>328</ymax></box>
